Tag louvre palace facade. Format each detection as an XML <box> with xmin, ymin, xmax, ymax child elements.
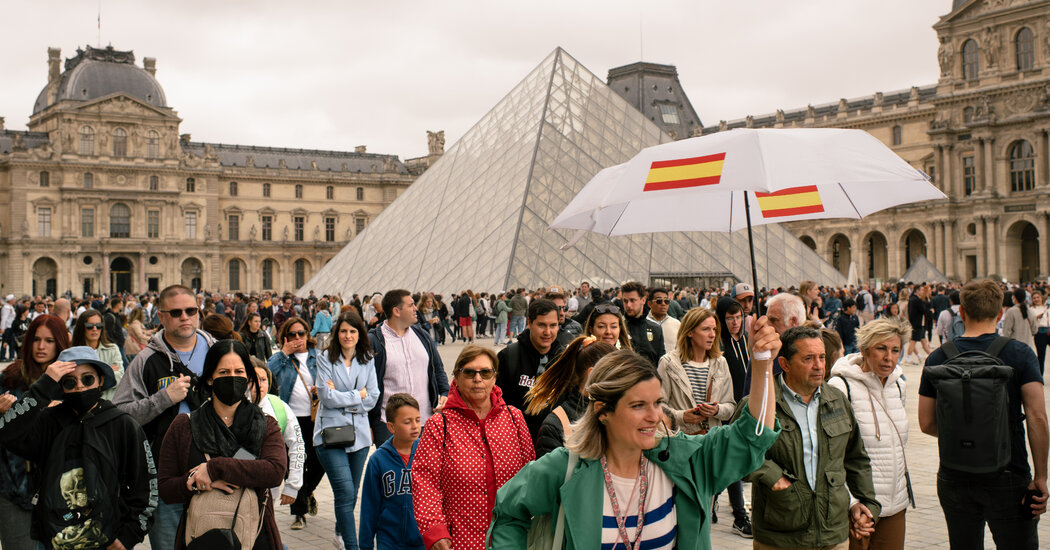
<box><xmin>0</xmin><ymin>45</ymin><xmax>426</xmax><ymax>297</ymax></box>
<box><xmin>705</xmin><ymin>0</ymin><xmax>1050</xmax><ymax>284</ymax></box>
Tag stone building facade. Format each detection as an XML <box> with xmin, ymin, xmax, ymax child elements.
<box><xmin>0</xmin><ymin>45</ymin><xmax>422</xmax><ymax>297</ymax></box>
<box><xmin>705</xmin><ymin>0</ymin><xmax>1050</xmax><ymax>284</ymax></box>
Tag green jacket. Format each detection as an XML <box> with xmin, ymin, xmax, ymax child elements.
<box><xmin>487</xmin><ymin>406</ymin><xmax>779</xmax><ymax>550</ymax></box>
<box><xmin>732</xmin><ymin>376</ymin><xmax>881</xmax><ymax>548</ymax></box>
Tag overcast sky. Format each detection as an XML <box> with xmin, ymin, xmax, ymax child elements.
<box><xmin>1</xmin><ymin>1</ymin><xmax>950</xmax><ymax>159</ymax></box>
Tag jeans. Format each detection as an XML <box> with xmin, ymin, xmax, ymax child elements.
<box><xmin>291</xmin><ymin>416</ymin><xmax>327</xmax><ymax>517</ymax></box>
<box><xmin>937</xmin><ymin>468</ymin><xmax>1039</xmax><ymax>549</ymax></box>
<box><xmin>148</xmin><ymin>498</ymin><xmax>183</xmax><ymax>550</ymax></box>
<box><xmin>316</xmin><ymin>446</ymin><xmax>370</xmax><ymax>550</ymax></box>
<box><xmin>509</xmin><ymin>315</ymin><xmax>526</xmax><ymax>337</ymax></box>
<box><xmin>494</xmin><ymin>320</ymin><xmax>508</xmax><ymax>345</ymax></box>
<box><xmin>0</xmin><ymin>493</ymin><xmax>35</xmax><ymax>550</ymax></box>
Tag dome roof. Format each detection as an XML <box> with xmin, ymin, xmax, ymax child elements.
<box><xmin>32</xmin><ymin>46</ymin><xmax>167</xmax><ymax>115</ymax></box>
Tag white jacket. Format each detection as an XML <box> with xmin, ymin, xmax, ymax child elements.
<box><xmin>259</xmin><ymin>394</ymin><xmax>306</xmax><ymax>501</ymax></box>
<box><xmin>828</xmin><ymin>353</ymin><xmax>911</xmax><ymax>516</ymax></box>
<box><xmin>657</xmin><ymin>350</ymin><xmax>735</xmax><ymax>433</ymax></box>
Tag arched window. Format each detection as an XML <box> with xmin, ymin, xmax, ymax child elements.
<box><xmin>963</xmin><ymin>106</ymin><xmax>975</xmax><ymax>123</ymax></box>
<box><xmin>113</xmin><ymin>128</ymin><xmax>127</xmax><ymax>157</ymax></box>
<box><xmin>262</xmin><ymin>259</ymin><xmax>275</xmax><ymax>290</ymax></box>
<box><xmin>356</xmin><ymin>187</ymin><xmax>364</xmax><ymax>201</ymax></box>
<box><xmin>1016</xmin><ymin>27</ymin><xmax>1034</xmax><ymax>71</ymax></box>
<box><xmin>892</xmin><ymin>125</ymin><xmax>902</xmax><ymax>146</ymax></box>
<box><xmin>293</xmin><ymin>259</ymin><xmax>309</xmax><ymax>289</ymax></box>
<box><xmin>963</xmin><ymin>39</ymin><xmax>979</xmax><ymax>81</ymax></box>
<box><xmin>228</xmin><ymin>259</ymin><xmax>241</xmax><ymax>291</ymax></box>
<box><xmin>229</xmin><ymin>181</ymin><xmax>238</xmax><ymax>196</ymax></box>
<box><xmin>326</xmin><ymin>185</ymin><xmax>334</xmax><ymax>200</ymax></box>
<box><xmin>79</xmin><ymin>126</ymin><xmax>95</xmax><ymax>155</ymax></box>
<box><xmin>1010</xmin><ymin>140</ymin><xmax>1036</xmax><ymax>192</ymax></box>
<box><xmin>110</xmin><ymin>203</ymin><xmax>131</xmax><ymax>238</ymax></box>
<box><xmin>295</xmin><ymin>184</ymin><xmax>303</xmax><ymax>199</ymax></box>
<box><xmin>146</xmin><ymin>130</ymin><xmax>160</xmax><ymax>159</ymax></box>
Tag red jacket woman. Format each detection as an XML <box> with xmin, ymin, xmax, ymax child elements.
<box><xmin>412</xmin><ymin>345</ymin><xmax>534</xmax><ymax>550</ymax></box>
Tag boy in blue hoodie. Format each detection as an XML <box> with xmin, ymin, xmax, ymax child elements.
<box><xmin>359</xmin><ymin>393</ymin><xmax>425</xmax><ymax>550</ymax></box>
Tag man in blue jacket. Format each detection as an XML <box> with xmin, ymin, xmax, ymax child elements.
<box><xmin>369</xmin><ymin>289</ymin><xmax>449</xmax><ymax>446</ymax></box>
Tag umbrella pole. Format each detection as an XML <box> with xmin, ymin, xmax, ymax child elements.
<box><xmin>743</xmin><ymin>191</ymin><xmax>762</xmax><ymax>317</ymax></box>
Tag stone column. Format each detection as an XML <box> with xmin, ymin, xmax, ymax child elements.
<box><xmin>946</xmin><ymin>145</ymin><xmax>956</xmax><ymax>197</ymax></box>
<box><xmin>936</xmin><ymin>145</ymin><xmax>946</xmax><ymax>194</ymax></box>
<box><xmin>978</xmin><ymin>217</ymin><xmax>987</xmax><ymax>276</ymax></box>
<box><xmin>101</xmin><ymin>252</ymin><xmax>111</xmax><ymax>295</ymax></box>
<box><xmin>944</xmin><ymin>221</ymin><xmax>957</xmax><ymax>279</ymax></box>
<box><xmin>1040</xmin><ymin>213</ymin><xmax>1050</xmax><ymax>278</ymax></box>
<box><xmin>930</xmin><ymin>223</ymin><xmax>940</xmax><ymax>270</ymax></box>
<box><xmin>991</xmin><ymin>216</ymin><xmax>1003</xmax><ymax>277</ymax></box>
<box><xmin>1039</xmin><ymin>131</ymin><xmax>1049</xmax><ymax>187</ymax></box>
<box><xmin>986</xmin><ymin>139</ymin><xmax>998</xmax><ymax>195</ymax></box>
<box><xmin>976</xmin><ymin>139</ymin><xmax>987</xmax><ymax>194</ymax></box>
<box><xmin>138</xmin><ymin>252</ymin><xmax>147</xmax><ymax>294</ymax></box>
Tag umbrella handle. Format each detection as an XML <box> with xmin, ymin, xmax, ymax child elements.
<box><xmin>754</xmin><ymin>368</ymin><xmax>771</xmax><ymax>437</ymax></box>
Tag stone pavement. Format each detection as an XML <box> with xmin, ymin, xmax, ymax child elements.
<box><xmin>5</xmin><ymin>335</ymin><xmax>1049</xmax><ymax>549</ymax></box>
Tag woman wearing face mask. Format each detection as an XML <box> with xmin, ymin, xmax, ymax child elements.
<box><xmin>239</xmin><ymin>312</ymin><xmax>274</xmax><ymax>362</ymax></box>
<box><xmin>158</xmin><ymin>340</ymin><xmax>288</xmax><ymax>550</ymax></box>
<box><xmin>0</xmin><ymin>315</ymin><xmax>70</xmax><ymax>550</ymax></box>
<box><xmin>71</xmin><ymin>309</ymin><xmax>124</xmax><ymax>401</ymax></box>
<box><xmin>0</xmin><ymin>345</ymin><xmax>155</xmax><ymax>550</ymax></box>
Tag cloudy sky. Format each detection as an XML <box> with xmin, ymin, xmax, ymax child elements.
<box><xmin>1</xmin><ymin>0</ymin><xmax>950</xmax><ymax>159</ymax></box>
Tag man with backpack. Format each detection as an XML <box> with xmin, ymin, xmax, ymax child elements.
<box><xmin>918</xmin><ymin>278</ymin><xmax>1049</xmax><ymax>549</ymax></box>
<box><xmin>0</xmin><ymin>346</ymin><xmax>156</xmax><ymax>550</ymax></box>
<box><xmin>936</xmin><ymin>290</ymin><xmax>964</xmax><ymax>345</ymax></box>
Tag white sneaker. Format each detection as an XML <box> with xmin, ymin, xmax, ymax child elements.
<box><xmin>333</xmin><ymin>534</ymin><xmax>345</xmax><ymax>550</ymax></box>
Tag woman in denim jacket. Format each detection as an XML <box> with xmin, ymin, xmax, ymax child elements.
<box><xmin>315</xmin><ymin>311</ymin><xmax>380</xmax><ymax>550</ymax></box>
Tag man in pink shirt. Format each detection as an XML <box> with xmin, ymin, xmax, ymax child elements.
<box><xmin>369</xmin><ymin>289</ymin><xmax>449</xmax><ymax>445</ymax></box>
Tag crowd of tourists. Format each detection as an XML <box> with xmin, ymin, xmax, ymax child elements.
<box><xmin>0</xmin><ymin>275</ymin><xmax>1045</xmax><ymax>550</ymax></box>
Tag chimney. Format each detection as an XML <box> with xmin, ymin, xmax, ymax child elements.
<box><xmin>143</xmin><ymin>57</ymin><xmax>156</xmax><ymax>76</ymax></box>
<box><xmin>46</xmin><ymin>48</ymin><xmax>61</xmax><ymax>105</ymax></box>
<box><xmin>355</xmin><ymin>145</ymin><xmax>366</xmax><ymax>153</ymax></box>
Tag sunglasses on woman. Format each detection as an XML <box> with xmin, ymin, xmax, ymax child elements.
<box><xmin>287</xmin><ymin>330</ymin><xmax>308</xmax><ymax>339</ymax></box>
<box><xmin>84</xmin><ymin>323</ymin><xmax>103</xmax><ymax>330</ymax></box>
<box><xmin>594</xmin><ymin>304</ymin><xmax>621</xmax><ymax>315</ymax></box>
<box><xmin>460</xmin><ymin>368</ymin><xmax>495</xmax><ymax>380</ymax></box>
<box><xmin>60</xmin><ymin>373</ymin><xmax>97</xmax><ymax>391</ymax></box>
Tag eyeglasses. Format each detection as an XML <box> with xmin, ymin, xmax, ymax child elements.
<box><xmin>60</xmin><ymin>373</ymin><xmax>97</xmax><ymax>391</ymax></box>
<box><xmin>84</xmin><ymin>323</ymin><xmax>103</xmax><ymax>330</ymax></box>
<box><xmin>287</xmin><ymin>330</ymin><xmax>307</xmax><ymax>339</ymax></box>
<box><xmin>555</xmin><ymin>305</ymin><xmax>566</xmax><ymax>311</ymax></box>
<box><xmin>594</xmin><ymin>304</ymin><xmax>621</xmax><ymax>315</ymax></box>
<box><xmin>460</xmin><ymin>368</ymin><xmax>495</xmax><ymax>380</ymax></box>
<box><xmin>161</xmin><ymin>307</ymin><xmax>200</xmax><ymax>318</ymax></box>
<box><xmin>651</xmin><ymin>299</ymin><xmax>670</xmax><ymax>305</ymax></box>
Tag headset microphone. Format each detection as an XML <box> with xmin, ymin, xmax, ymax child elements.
<box><xmin>657</xmin><ymin>417</ymin><xmax>671</xmax><ymax>462</ymax></box>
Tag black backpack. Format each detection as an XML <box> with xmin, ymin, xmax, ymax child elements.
<box><xmin>923</xmin><ymin>337</ymin><xmax>1017</xmax><ymax>473</ymax></box>
<box><xmin>38</xmin><ymin>406</ymin><xmax>125</xmax><ymax>550</ymax></box>
<box><xmin>856</xmin><ymin>292</ymin><xmax>867</xmax><ymax>311</ymax></box>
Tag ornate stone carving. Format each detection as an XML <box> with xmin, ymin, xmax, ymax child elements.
<box><xmin>246</xmin><ymin>155</ymin><xmax>255</xmax><ymax>167</ymax></box>
<box><xmin>427</xmin><ymin>130</ymin><xmax>445</xmax><ymax>155</ymax></box>
<box><xmin>745</xmin><ymin>115</ymin><xmax>754</xmax><ymax>128</ymax></box>
<box><xmin>938</xmin><ymin>37</ymin><xmax>954</xmax><ymax>77</ymax></box>
<box><xmin>718</xmin><ymin>120</ymin><xmax>728</xmax><ymax>132</ymax></box>
<box><xmin>775</xmin><ymin>109</ymin><xmax>785</xmax><ymax>124</ymax></box>
<box><xmin>250</xmin><ymin>224</ymin><xmax>257</xmax><ymax>241</ymax></box>
<box><xmin>11</xmin><ymin>134</ymin><xmax>24</xmax><ymax>150</ymax></box>
<box><xmin>1005</xmin><ymin>90</ymin><xmax>1038</xmax><ymax>115</ymax></box>
<box><xmin>981</xmin><ymin>28</ymin><xmax>1001</xmax><ymax>67</ymax></box>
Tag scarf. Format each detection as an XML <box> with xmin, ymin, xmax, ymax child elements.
<box><xmin>189</xmin><ymin>398</ymin><xmax>268</xmax><ymax>458</ymax></box>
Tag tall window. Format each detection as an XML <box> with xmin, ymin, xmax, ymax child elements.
<box><xmin>81</xmin><ymin>207</ymin><xmax>94</xmax><ymax>237</ymax></box>
<box><xmin>262</xmin><ymin>183</ymin><xmax>271</xmax><ymax>197</ymax></box>
<box><xmin>262</xmin><ymin>259</ymin><xmax>275</xmax><ymax>290</ymax></box>
<box><xmin>185</xmin><ymin>211</ymin><xmax>198</xmax><ymax>239</ymax></box>
<box><xmin>356</xmin><ymin>187</ymin><xmax>364</xmax><ymax>201</ymax></box>
<box><xmin>149</xmin><ymin>175</ymin><xmax>159</xmax><ymax>190</ymax></box>
<box><xmin>37</xmin><ymin>207</ymin><xmax>51</xmax><ymax>237</ymax></box>
<box><xmin>926</xmin><ymin>164</ymin><xmax>936</xmax><ymax>184</ymax></box>
<box><xmin>185</xmin><ymin>178</ymin><xmax>195</xmax><ymax>192</ymax></box>
<box><xmin>294</xmin><ymin>216</ymin><xmax>304</xmax><ymax>241</ymax></box>
<box><xmin>113</xmin><ymin>128</ymin><xmax>127</xmax><ymax>157</ymax></box>
<box><xmin>295</xmin><ymin>184</ymin><xmax>303</xmax><ymax>199</ymax></box>
<box><xmin>293</xmin><ymin>259</ymin><xmax>307</xmax><ymax>289</ymax></box>
<box><xmin>147</xmin><ymin>210</ymin><xmax>160</xmax><ymax>238</ymax></box>
<box><xmin>146</xmin><ymin>130</ymin><xmax>160</xmax><ymax>159</ymax></box>
<box><xmin>83</xmin><ymin>173</ymin><xmax>93</xmax><ymax>189</ymax></box>
<box><xmin>261</xmin><ymin>215</ymin><xmax>272</xmax><ymax>241</ymax></box>
<box><xmin>1010</xmin><ymin>140</ymin><xmax>1036</xmax><ymax>192</ymax></box>
<box><xmin>79</xmin><ymin>126</ymin><xmax>94</xmax><ymax>155</ymax></box>
<box><xmin>39</xmin><ymin>171</ymin><xmax>49</xmax><ymax>187</ymax></box>
<box><xmin>1016</xmin><ymin>27</ymin><xmax>1034</xmax><ymax>71</ymax></box>
<box><xmin>228</xmin><ymin>214</ymin><xmax>240</xmax><ymax>240</ymax></box>
<box><xmin>325</xmin><ymin>217</ymin><xmax>335</xmax><ymax>242</ymax></box>
<box><xmin>229</xmin><ymin>260</ymin><xmax>241</xmax><ymax>291</ymax></box>
<box><xmin>110</xmin><ymin>204</ymin><xmax>131</xmax><ymax>238</ymax></box>
<box><xmin>963</xmin><ymin>39</ymin><xmax>979</xmax><ymax>81</ymax></box>
<box><xmin>892</xmin><ymin>125</ymin><xmax>902</xmax><ymax>146</ymax></box>
<box><xmin>963</xmin><ymin>155</ymin><xmax>975</xmax><ymax>196</ymax></box>
<box><xmin>659</xmin><ymin>104</ymin><xmax>680</xmax><ymax>124</ymax></box>
<box><xmin>229</xmin><ymin>181</ymin><xmax>238</xmax><ymax>196</ymax></box>
<box><xmin>355</xmin><ymin>217</ymin><xmax>366</xmax><ymax>235</ymax></box>
<box><xmin>326</xmin><ymin>185</ymin><xmax>334</xmax><ymax>200</ymax></box>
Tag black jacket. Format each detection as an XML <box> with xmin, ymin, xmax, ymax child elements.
<box><xmin>368</xmin><ymin>324</ymin><xmax>449</xmax><ymax>437</ymax></box>
<box><xmin>534</xmin><ymin>390</ymin><xmax>586</xmax><ymax>458</ymax></box>
<box><xmin>496</xmin><ymin>329</ymin><xmax>565</xmax><ymax>442</ymax></box>
<box><xmin>624</xmin><ymin>312</ymin><xmax>664</xmax><ymax>367</ymax></box>
<box><xmin>0</xmin><ymin>376</ymin><xmax>156</xmax><ymax>550</ymax></box>
<box><xmin>240</xmin><ymin>328</ymin><xmax>273</xmax><ymax>362</ymax></box>
<box><xmin>716</xmin><ymin>296</ymin><xmax>750</xmax><ymax>402</ymax></box>
<box><xmin>104</xmin><ymin>309</ymin><xmax>125</xmax><ymax>348</ymax></box>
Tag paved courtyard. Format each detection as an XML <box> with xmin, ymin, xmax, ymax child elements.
<box><xmin>5</xmin><ymin>336</ymin><xmax>1048</xmax><ymax>549</ymax></box>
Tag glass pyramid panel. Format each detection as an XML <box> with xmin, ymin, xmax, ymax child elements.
<box><xmin>301</xmin><ymin>48</ymin><xmax>845</xmax><ymax>297</ymax></box>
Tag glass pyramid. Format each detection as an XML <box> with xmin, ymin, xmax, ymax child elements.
<box><xmin>301</xmin><ymin>48</ymin><xmax>845</xmax><ymax>296</ymax></box>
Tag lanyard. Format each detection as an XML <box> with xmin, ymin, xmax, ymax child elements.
<box><xmin>600</xmin><ymin>455</ymin><xmax>648</xmax><ymax>550</ymax></box>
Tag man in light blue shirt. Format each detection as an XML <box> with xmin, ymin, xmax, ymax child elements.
<box><xmin>780</xmin><ymin>374</ymin><xmax>821</xmax><ymax>490</ymax></box>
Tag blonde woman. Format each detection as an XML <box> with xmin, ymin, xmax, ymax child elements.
<box><xmin>657</xmin><ymin>308</ymin><xmax>735</xmax><ymax>435</ymax></box>
<box><xmin>124</xmin><ymin>307</ymin><xmax>153</xmax><ymax>361</ymax></box>
<box><xmin>489</xmin><ymin>317</ymin><xmax>782</xmax><ymax>550</ymax></box>
<box><xmin>799</xmin><ymin>280</ymin><xmax>821</xmax><ymax>323</ymax></box>
<box><xmin>583</xmin><ymin>304</ymin><xmax>632</xmax><ymax>350</ymax></box>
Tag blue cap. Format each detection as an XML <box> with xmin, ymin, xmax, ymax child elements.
<box><xmin>56</xmin><ymin>346</ymin><xmax>117</xmax><ymax>390</ymax></box>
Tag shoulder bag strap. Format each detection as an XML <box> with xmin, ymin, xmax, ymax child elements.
<box><xmin>835</xmin><ymin>374</ymin><xmax>852</xmax><ymax>402</ymax></box>
<box><xmin>291</xmin><ymin>355</ymin><xmax>312</xmax><ymax>394</ymax></box>
<box><xmin>986</xmin><ymin>336</ymin><xmax>1010</xmax><ymax>358</ymax></box>
<box><xmin>941</xmin><ymin>340</ymin><xmax>961</xmax><ymax>360</ymax></box>
<box><xmin>870</xmin><ymin>395</ymin><xmax>915</xmax><ymax>508</ymax></box>
<box><xmin>551</xmin><ymin>451</ymin><xmax>578</xmax><ymax>550</ymax></box>
<box><xmin>553</xmin><ymin>406</ymin><xmax>572</xmax><ymax>440</ymax></box>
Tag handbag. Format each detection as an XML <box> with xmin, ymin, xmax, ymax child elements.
<box><xmin>525</xmin><ymin>451</ymin><xmax>577</xmax><ymax>550</ymax></box>
<box><xmin>321</xmin><ymin>425</ymin><xmax>356</xmax><ymax>448</ymax></box>
<box><xmin>185</xmin><ymin>455</ymin><xmax>266</xmax><ymax>550</ymax></box>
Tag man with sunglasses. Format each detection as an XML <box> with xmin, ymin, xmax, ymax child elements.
<box><xmin>619</xmin><ymin>281</ymin><xmax>665</xmax><ymax>367</ymax></box>
<box><xmin>0</xmin><ymin>346</ymin><xmax>156</xmax><ymax>550</ymax></box>
<box><xmin>546</xmin><ymin>291</ymin><xmax>582</xmax><ymax>347</ymax></box>
<box><xmin>646</xmin><ymin>287</ymin><xmax>681</xmax><ymax>355</ymax></box>
<box><xmin>112</xmin><ymin>284</ymin><xmax>214</xmax><ymax>550</ymax></box>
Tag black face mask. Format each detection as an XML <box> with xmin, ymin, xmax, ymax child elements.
<box><xmin>211</xmin><ymin>376</ymin><xmax>248</xmax><ymax>406</ymax></box>
<box><xmin>64</xmin><ymin>387</ymin><xmax>102</xmax><ymax>414</ymax></box>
